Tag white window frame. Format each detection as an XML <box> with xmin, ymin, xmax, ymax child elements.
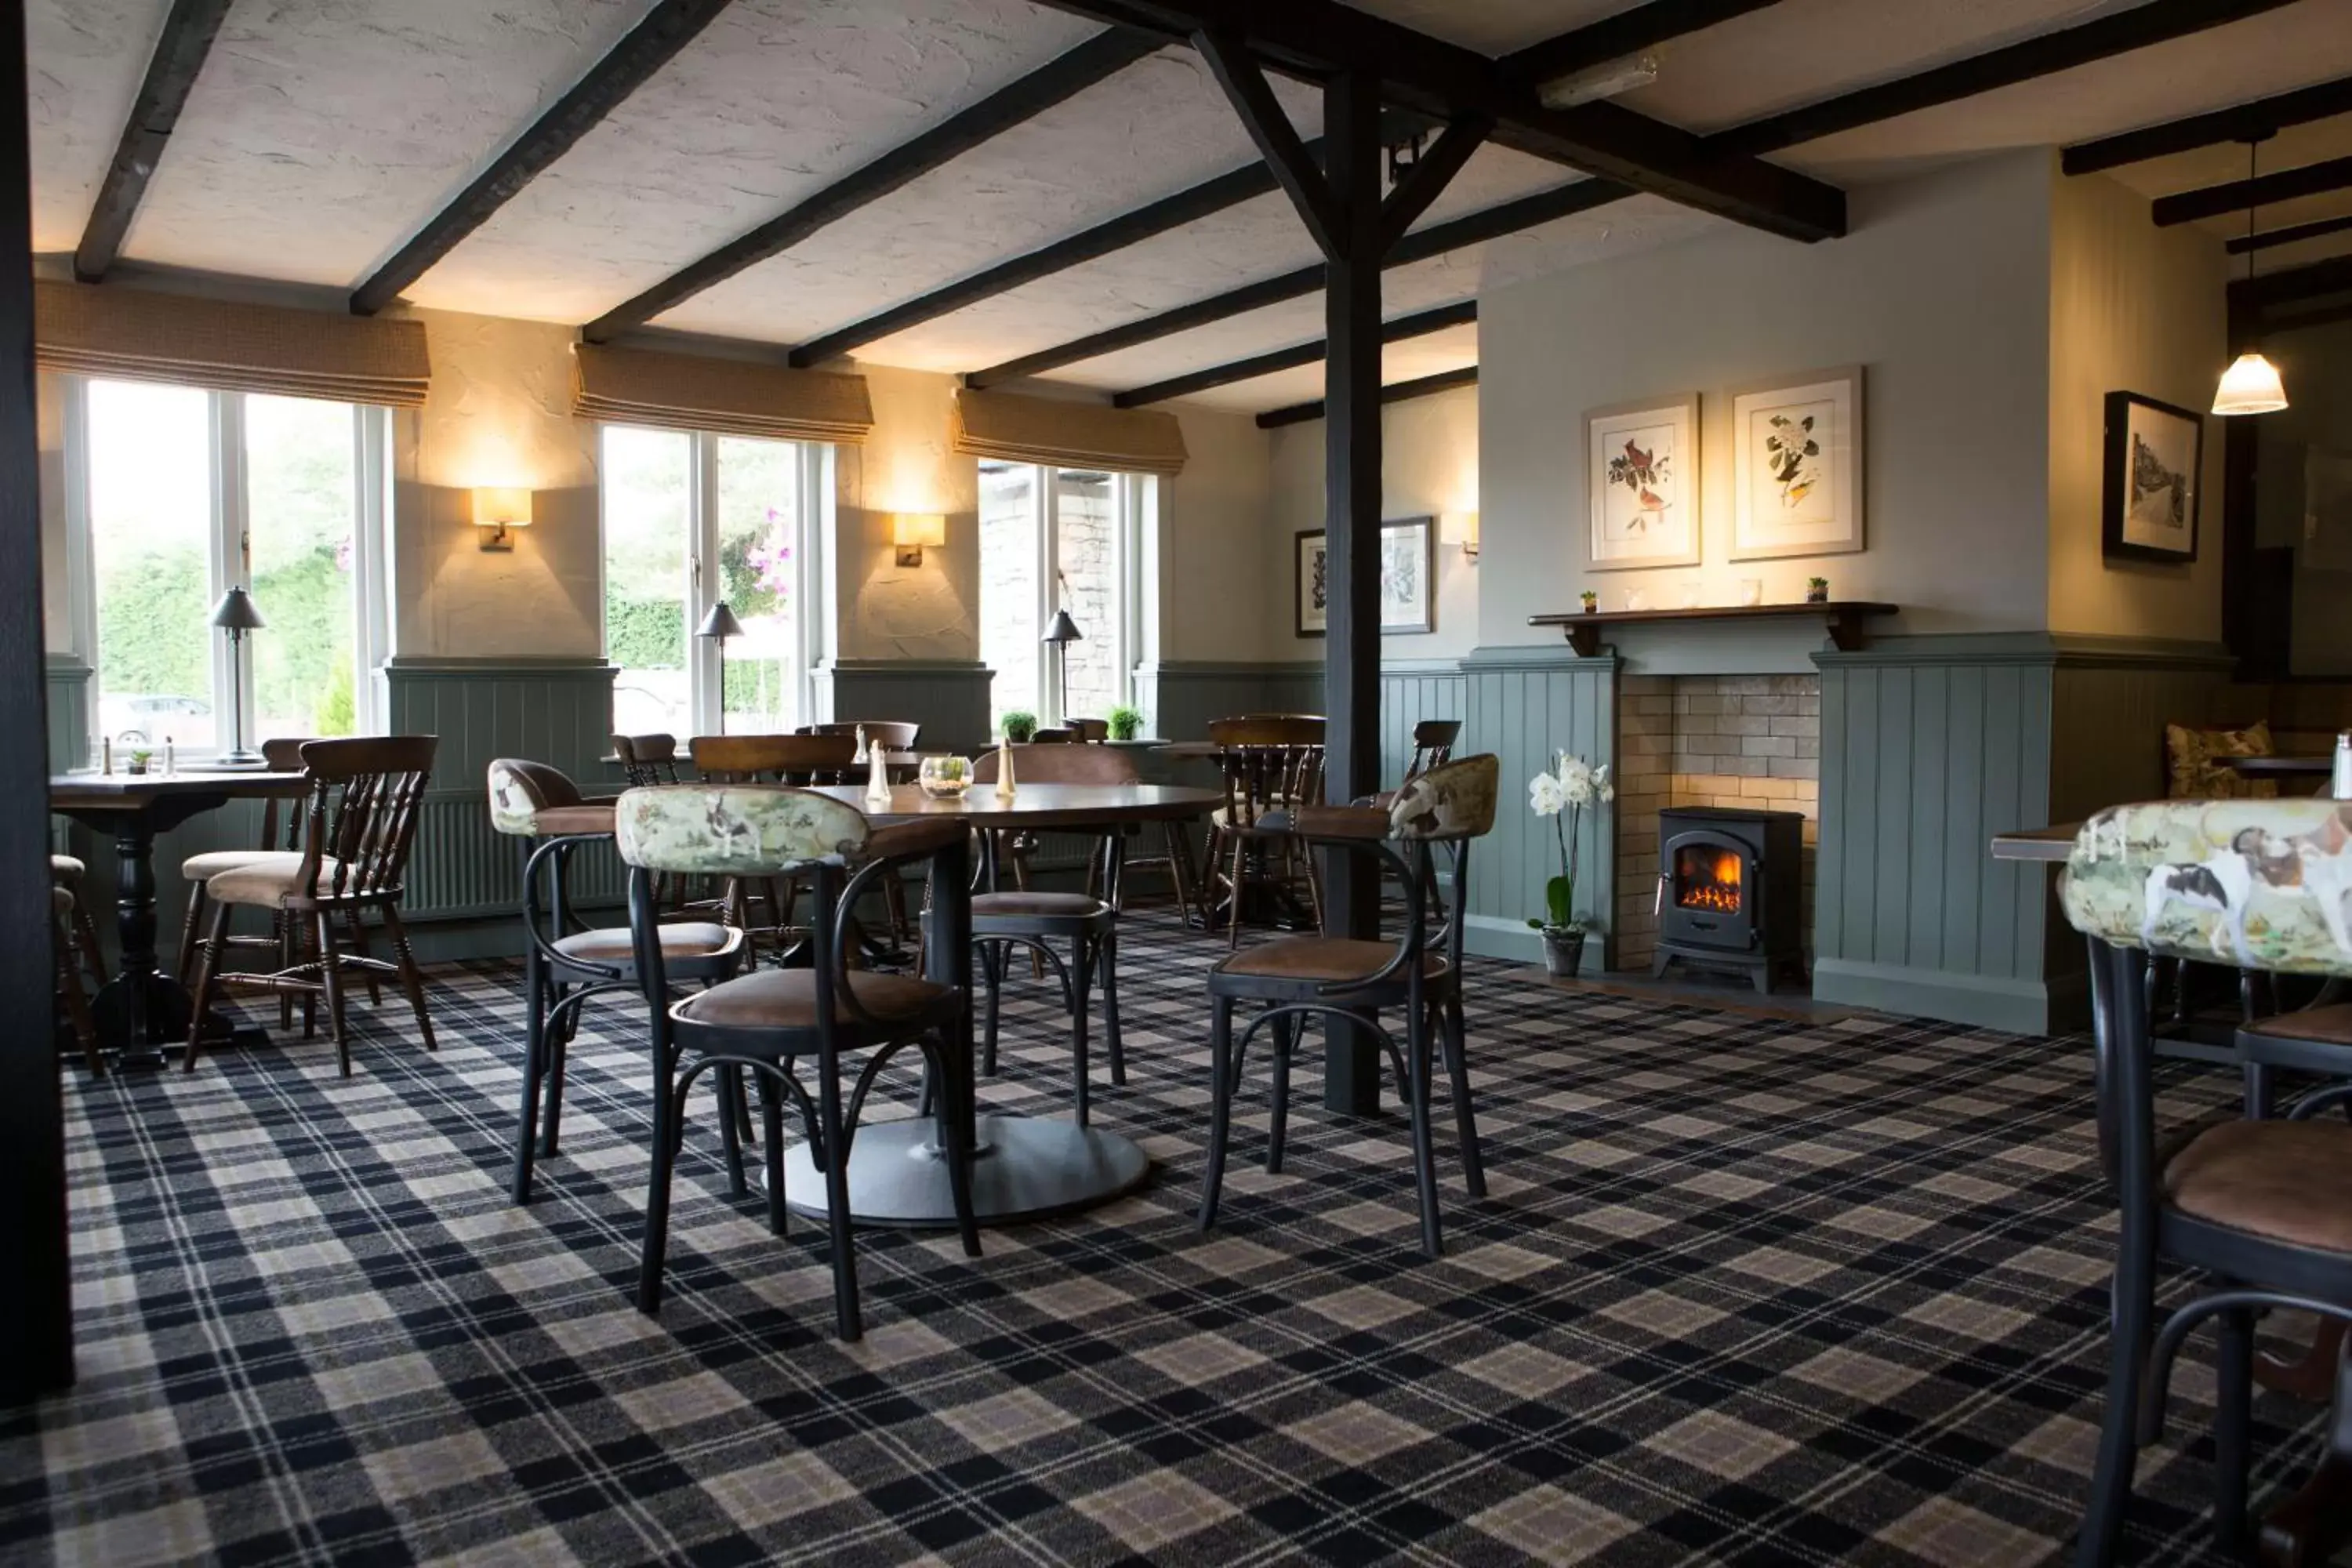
<box><xmin>63</xmin><ymin>374</ymin><xmax>392</xmax><ymax>757</ymax></box>
<box><xmin>993</xmin><ymin>464</ymin><xmax>1149</xmax><ymax>724</ymax></box>
<box><xmin>599</xmin><ymin>426</ymin><xmax>824</xmax><ymax>738</ymax></box>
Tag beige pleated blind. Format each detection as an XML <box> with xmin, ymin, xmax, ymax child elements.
<box><xmin>572</xmin><ymin>344</ymin><xmax>874</xmax><ymax>445</ymax></box>
<box><xmin>950</xmin><ymin>388</ymin><xmax>1188</xmax><ymax>477</ymax></box>
<box><xmin>34</xmin><ymin>281</ymin><xmax>431</xmax><ymax>407</ymax></box>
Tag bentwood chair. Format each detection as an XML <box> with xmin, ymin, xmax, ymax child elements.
<box><xmin>967</xmin><ymin>744</ymin><xmax>1132</xmax><ymax>1123</ymax></box>
<box><xmin>1198</xmin><ymin>754</ymin><xmax>1496</xmax><ymax>1258</ymax></box>
<box><xmin>1204</xmin><ymin>715</ymin><xmax>1327</xmax><ymax>949</ymax></box>
<box><xmin>2060</xmin><ymin>799</ymin><xmax>2352</xmax><ymax>1567</ymax></box>
<box><xmin>183</xmin><ymin>738</ymin><xmax>439</xmax><ymax>1076</ymax></box>
<box><xmin>487</xmin><ymin>760</ymin><xmax>747</xmax><ymax>1204</ymax></box>
<box><xmin>174</xmin><ymin>736</ymin><xmax>318</xmax><ymax>993</ymax></box>
<box><xmin>689</xmin><ymin>733</ymin><xmax>859</xmax><ymax>956</ymax></box>
<box><xmin>613</xmin><ymin>785</ymin><xmax>980</xmax><ymax>1340</ymax></box>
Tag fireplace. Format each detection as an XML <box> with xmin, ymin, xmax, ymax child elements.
<box><xmin>1653</xmin><ymin>806</ymin><xmax>1806</xmax><ymax>993</ymax></box>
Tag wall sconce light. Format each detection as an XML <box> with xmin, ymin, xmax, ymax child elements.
<box><xmin>473</xmin><ymin>486</ymin><xmax>533</xmax><ymax>551</ymax></box>
<box><xmin>1461</xmin><ymin>510</ymin><xmax>1480</xmax><ymax>563</ymax></box>
<box><xmin>893</xmin><ymin>512</ymin><xmax>946</xmax><ymax>567</ymax></box>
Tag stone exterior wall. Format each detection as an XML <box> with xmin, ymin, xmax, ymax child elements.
<box><xmin>1613</xmin><ymin>673</ymin><xmax>1820</xmax><ymax>973</ymax></box>
<box><xmin>978</xmin><ymin>465</ymin><xmax>1123</xmax><ymax>728</ymax></box>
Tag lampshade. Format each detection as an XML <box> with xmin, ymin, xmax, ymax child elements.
<box><xmin>695</xmin><ymin>602</ymin><xmax>746</xmax><ymax>640</ymax></box>
<box><xmin>1043</xmin><ymin>609</ymin><xmax>1083</xmax><ymax>645</ymax></box>
<box><xmin>2212</xmin><ymin>351</ymin><xmax>2288</xmax><ymax>416</ymax></box>
<box><xmin>209</xmin><ymin>585</ymin><xmax>266</xmax><ymax>631</ymax></box>
<box><xmin>472</xmin><ymin>487</ymin><xmax>533</xmax><ymax>528</ymax></box>
<box><xmin>891</xmin><ymin>513</ymin><xmax>947</xmax><ymax>548</ymax></box>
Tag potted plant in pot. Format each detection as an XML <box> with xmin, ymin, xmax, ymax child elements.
<box><xmin>1001</xmin><ymin>710</ymin><xmax>1038</xmax><ymax>743</ymax></box>
<box><xmin>1106</xmin><ymin>704</ymin><xmax>1144</xmax><ymax>741</ymax></box>
<box><xmin>1806</xmin><ymin>576</ymin><xmax>1830</xmax><ymax>604</ymax></box>
<box><xmin>1526</xmin><ymin>750</ymin><xmax>1612</xmax><ymax>977</ymax></box>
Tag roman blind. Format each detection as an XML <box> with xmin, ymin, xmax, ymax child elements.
<box><xmin>572</xmin><ymin>343</ymin><xmax>874</xmax><ymax>445</ymax></box>
<box><xmin>34</xmin><ymin>280</ymin><xmax>431</xmax><ymax>407</ymax></box>
<box><xmin>949</xmin><ymin>388</ymin><xmax>1187</xmax><ymax>476</ymax></box>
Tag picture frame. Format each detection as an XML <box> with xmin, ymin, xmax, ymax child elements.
<box><xmin>1730</xmin><ymin>365</ymin><xmax>1864</xmax><ymax>561</ymax></box>
<box><xmin>2101</xmin><ymin>390</ymin><xmax>2203</xmax><ymax>564</ymax></box>
<box><xmin>1584</xmin><ymin>394</ymin><xmax>1700</xmax><ymax>571</ymax></box>
<box><xmin>1294</xmin><ymin>517</ymin><xmax>1437</xmax><ymax>637</ymax></box>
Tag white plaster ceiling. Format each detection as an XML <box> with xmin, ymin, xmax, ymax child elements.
<box><xmin>20</xmin><ymin>0</ymin><xmax>2352</xmax><ymax>414</ymax></box>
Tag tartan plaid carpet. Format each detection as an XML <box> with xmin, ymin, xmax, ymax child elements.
<box><xmin>0</xmin><ymin>909</ymin><xmax>2323</xmax><ymax>1566</ymax></box>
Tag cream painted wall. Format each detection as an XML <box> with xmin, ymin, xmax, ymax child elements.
<box><xmin>1163</xmin><ymin>405</ymin><xmax>1276</xmax><ymax>662</ymax></box>
<box><xmin>391</xmin><ymin>307</ymin><xmax>601</xmax><ymax>659</ymax></box>
<box><xmin>2046</xmin><ymin>170</ymin><xmax>2228</xmax><ymax>641</ymax></box>
<box><xmin>1264</xmin><ymin>383</ymin><xmax>1481</xmax><ymax>662</ymax></box>
<box><xmin>1479</xmin><ymin>150</ymin><xmax>2058</xmax><ymax>656</ymax></box>
<box><xmin>833</xmin><ymin>362</ymin><xmax>979</xmax><ymax>662</ymax></box>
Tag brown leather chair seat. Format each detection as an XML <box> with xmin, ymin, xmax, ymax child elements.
<box><xmin>531</xmin><ymin>802</ymin><xmax>618</xmax><ymax>836</ymax></box>
<box><xmin>207</xmin><ymin>855</ymin><xmax>346</xmax><ymax>907</ymax></box>
<box><xmin>2164</xmin><ymin>1118</ymin><xmax>2352</xmax><ymax>1254</ymax></box>
<box><xmin>674</xmin><ymin>967</ymin><xmax>958</xmax><ymax>1033</ymax></box>
<box><xmin>1214</xmin><ymin>936</ymin><xmax>1450</xmax><ymax>984</ymax></box>
<box><xmin>552</xmin><ymin>921</ymin><xmax>735</xmax><ymax>967</ymax></box>
<box><xmin>971</xmin><ymin>890</ymin><xmax>1107</xmax><ymax>918</ymax></box>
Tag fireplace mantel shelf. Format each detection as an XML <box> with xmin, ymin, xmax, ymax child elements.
<box><xmin>1528</xmin><ymin>601</ymin><xmax>1898</xmax><ymax>659</ymax></box>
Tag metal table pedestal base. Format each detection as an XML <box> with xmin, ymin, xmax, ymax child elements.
<box><xmin>780</xmin><ymin>1114</ymin><xmax>1151</xmax><ymax>1228</ymax></box>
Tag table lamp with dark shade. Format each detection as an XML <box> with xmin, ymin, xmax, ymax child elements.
<box><xmin>209</xmin><ymin>586</ymin><xmax>267</xmax><ymax>767</ymax></box>
<box><xmin>1043</xmin><ymin>608</ymin><xmax>1082</xmax><ymax>724</ymax></box>
<box><xmin>696</xmin><ymin>601</ymin><xmax>746</xmax><ymax>733</ymax></box>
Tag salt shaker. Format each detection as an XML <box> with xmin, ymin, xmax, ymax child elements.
<box><xmin>994</xmin><ymin>739</ymin><xmax>1018</xmax><ymax>800</ymax></box>
<box><xmin>2332</xmin><ymin>730</ymin><xmax>2352</xmax><ymax>801</ymax></box>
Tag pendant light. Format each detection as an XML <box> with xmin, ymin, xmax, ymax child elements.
<box><xmin>2214</xmin><ymin>133</ymin><xmax>2288</xmax><ymax>416</ymax></box>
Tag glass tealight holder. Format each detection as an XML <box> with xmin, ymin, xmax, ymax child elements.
<box><xmin>1623</xmin><ymin>586</ymin><xmax>1650</xmax><ymax>612</ymax></box>
<box><xmin>918</xmin><ymin>753</ymin><xmax>971</xmax><ymax>800</ymax></box>
<box><xmin>1737</xmin><ymin>579</ymin><xmax>1763</xmax><ymax>607</ymax></box>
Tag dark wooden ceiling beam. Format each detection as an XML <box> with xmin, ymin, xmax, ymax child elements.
<box><xmin>2229</xmin><ymin>212</ymin><xmax>2352</xmax><ymax>256</ymax></box>
<box><xmin>964</xmin><ymin>176</ymin><xmax>1624</xmax><ymax>388</ymax></box>
<box><xmin>1501</xmin><ymin>0</ymin><xmax>1784</xmax><ymax>86</ymax></box>
<box><xmin>2063</xmin><ymin>74</ymin><xmax>2352</xmax><ymax>176</ymax></box>
<box><xmin>2154</xmin><ymin>154</ymin><xmax>2352</xmax><ymax>226</ymax></box>
<box><xmin>352</xmin><ymin>0</ymin><xmax>735</xmax><ymax>315</ymax></box>
<box><xmin>582</xmin><ymin>27</ymin><xmax>1160</xmax><ymax>343</ymax></box>
<box><xmin>1112</xmin><ymin>298</ymin><xmax>1475</xmax><ymax>407</ymax></box>
<box><xmin>1711</xmin><ymin>0</ymin><xmax>2302</xmax><ymax>159</ymax></box>
<box><xmin>1190</xmin><ymin>28</ymin><xmax>1341</xmax><ymax>256</ymax></box>
<box><xmin>785</xmin><ymin>109</ymin><xmax>1429</xmax><ymax>368</ymax></box>
<box><xmin>1028</xmin><ymin>0</ymin><xmax>1845</xmax><ymax>241</ymax></box>
<box><xmin>1256</xmin><ymin>364</ymin><xmax>1477</xmax><ymax>429</ymax></box>
<box><xmin>2230</xmin><ymin>249</ymin><xmax>2352</xmax><ymax>309</ymax></box>
<box><xmin>1376</xmin><ymin>114</ymin><xmax>1493</xmax><ymax>252</ymax></box>
<box><xmin>73</xmin><ymin>0</ymin><xmax>234</xmax><ymax>282</ymax></box>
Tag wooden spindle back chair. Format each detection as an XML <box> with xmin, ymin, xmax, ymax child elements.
<box><xmin>612</xmin><ymin>733</ymin><xmax>684</xmax><ymax>786</ymax></box>
<box><xmin>801</xmin><ymin>720</ymin><xmax>921</xmax><ymax>752</ymax></box>
<box><xmin>176</xmin><ymin>735</ymin><xmax>318</xmax><ymax>986</ymax></box>
<box><xmin>1204</xmin><ymin>715</ymin><xmax>1327</xmax><ymax>947</ymax></box>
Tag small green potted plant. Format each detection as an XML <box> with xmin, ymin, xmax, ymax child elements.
<box><xmin>1526</xmin><ymin>750</ymin><xmax>1613</xmax><ymax>978</ymax></box>
<box><xmin>1578</xmin><ymin>589</ymin><xmax>1599</xmax><ymax>615</ymax></box>
<box><xmin>1001</xmin><ymin>710</ymin><xmax>1038</xmax><ymax>744</ymax></box>
<box><xmin>1806</xmin><ymin>575</ymin><xmax>1830</xmax><ymax>604</ymax></box>
<box><xmin>125</xmin><ymin>748</ymin><xmax>153</xmax><ymax>776</ymax></box>
<box><xmin>1106</xmin><ymin>704</ymin><xmax>1144</xmax><ymax>742</ymax></box>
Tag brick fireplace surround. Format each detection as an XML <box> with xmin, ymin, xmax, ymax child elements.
<box><xmin>1613</xmin><ymin>674</ymin><xmax>1820</xmax><ymax>974</ymax></box>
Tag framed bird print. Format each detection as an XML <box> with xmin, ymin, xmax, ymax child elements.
<box><xmin>1730</xmin><ymin>365</ymin><xmax>1864</xmax><ymax>561</ymax></box>
<box><xmin>1585</xmin><ymin>393</ymin><xmax>1700</xmax><ymax>571</ymax></box>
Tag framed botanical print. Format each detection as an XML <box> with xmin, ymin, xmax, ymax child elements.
<box><xmin>1294</xmin><ymin>517</ymin><xmax>1437</xmax><ymax>637</ymax></box>
<box><xmin>2101</xmin><ymin>390</ymin><xmax>2202</xmax><ymax>564</ymax></box>
<box><xmin>1730</xmin><ymin>365</ymin><xmax>1864</xmax><ymax>561</ymax></box>
<box><xmin>1585</xmin><ymin>394</ymin><xmax>1700</xmax><ymax>571</ymax></box>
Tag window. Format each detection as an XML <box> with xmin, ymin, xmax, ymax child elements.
<box><xmin>978</xmin><ymin>461</ymin><xmax>1147</xmax><ymax>726</ymax></box>
<box><xmin>69</xmin><ymin>376</ymin><xmax>388</xmax><ymax>755</ymax></box>
<box><xmin>601</xmin><ymin>426</ymin><xmax>816</xmax><ymax>738</ymax></box>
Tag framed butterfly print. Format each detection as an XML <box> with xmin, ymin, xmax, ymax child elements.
<box><xmin>1584</xmin><ymin>393</ymin><xmax>1700</xmax><ymax>571</ymax></box>
<box><xmin>1730</xmin><ymin>365</ymin><xmax>1864</xmax><ymax>561</ymax></box>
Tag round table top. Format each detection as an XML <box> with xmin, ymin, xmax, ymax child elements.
<box><xmin>2226</xmin><ymin>754</ymin><xmax>2332</xmax><ymax>776</ymax></box>
<box><xmin>808</xmin><ymin>782</ymin><xmax>1221</xmax><ymax>828</ymax></box>
<box><xmin>51</xmin><ymin>769</ymin><xmax>308</xmax><ymax>806</ymax></box>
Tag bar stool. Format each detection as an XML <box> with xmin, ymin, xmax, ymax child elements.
<box><xmin>488</xmin><ymin>759</ymin><xmax>746</xmax><ymax>1204</ymax></box>
<box><xmin>968</xmin><ymin>744</ymin><xmax>1133</xmax><ymax>1124</ymax></box>
<box><xmin>612</xmin><ymin>784</ymin><xmax>980</xmax><ymax>1340</ymax></box>
<box><xmin>1198</xmin><ymin>754</ymin><xmax>1496</xmax><ymax>1258</ymax></box>
<box><xmin>2060</xmin><ymin>799</ymin><xmax>2352</xmax><ymax>1566</ymax></box>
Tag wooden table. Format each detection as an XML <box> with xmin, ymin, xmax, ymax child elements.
<box><xmin>50</xmin><ymin>770</ymin><xmax>309</xmax><ymax>1069</ymax></box>
<box><xmin>778</xmin><ymin>782</ymin><xmax>1224</xmax><ymax>1230</ymax></box>
<box><xmin>2227</xmin><ymin>754</ymin><xmax>2332</xmax><ymax>783</ymax></box>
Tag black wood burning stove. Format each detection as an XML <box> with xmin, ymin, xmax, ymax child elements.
<box><xmin>1652</xmin><ymin>805</ymin><xmax>1806</xmax><ymax>994</ymax></box>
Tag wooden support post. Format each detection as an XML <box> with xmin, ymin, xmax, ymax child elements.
<box><xmin>0</xmin><ymin>0</ymin><xmax>76</xmax><ymax>1401</ymax></box>
<box><xmin>1319</xmin><ymin>69</ymin><xmax>1385</xmax><ymax>1115</ymax></box>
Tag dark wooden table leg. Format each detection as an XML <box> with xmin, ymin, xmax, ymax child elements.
<box><xmin>2259</xmin><ymin>1329</ymin><xmax>2352</xmax><ymax>1566</ymax></box>
<box><xmin>86</xmin><ymin>814</ymin><xmax>191</xmax><ymax>1069</ymax></box>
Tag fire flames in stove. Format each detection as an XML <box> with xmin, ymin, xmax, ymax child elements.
<box><xmin>1676</xmin><ymin>846</ymin><xmax>1743</xmax><ymax>914</ymax></box>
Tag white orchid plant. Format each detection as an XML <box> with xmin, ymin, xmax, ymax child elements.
<box><xmin>1527</xmin><ymin>750</ymin><xmax>1613</xmax><ymax>933</ymax></box>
